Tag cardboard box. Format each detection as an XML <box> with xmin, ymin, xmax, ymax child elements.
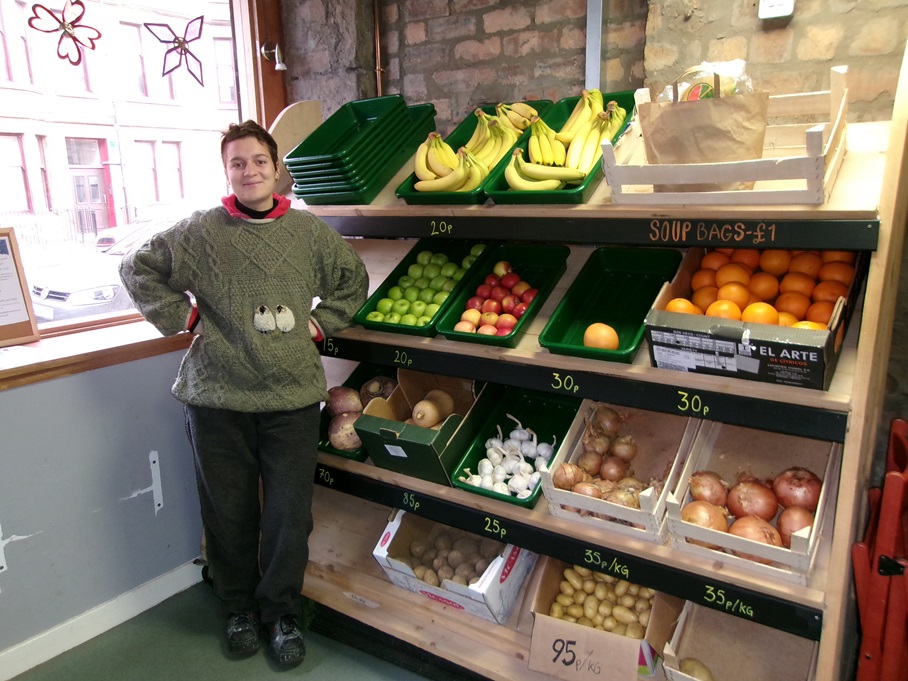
<box><xmin>372</xmin><ymin>509</ymin><xmax>537</xmax><ymax>624</ymax></box>
<box><xmin>665</xmin><ymin>421</ymin><xmax>841</xmax><ymax>585</ymax></box>
<box><xmin>662</xmin><ymin>601</ymin><xmax>818</xmax><ymax>681</ymax></box>
<box><xmin>354</xmin><ymin>369</ymin><xmax>502</xmax><ymax>486</ymax></box>
<box><xmin>527</xmin><ymin>556</ymin><xmax>684</xmax><ymax>681</ymax></box>
<box><xmin>644</xmin><ymin>248</ymin><xmax>865</xmax><ymax>390</ymax></box>
<box><xmin>540</xmin><ymin>400</ymin><xmax>701</xmax><ymax>543</ymax></box>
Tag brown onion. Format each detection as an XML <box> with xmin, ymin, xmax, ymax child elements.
<box><xmin>772</xmin><ymin>467</ymin><xmax>822</xmax><ymax>512</ymax></box>
<box><xmin>617</xmin><ymin>476</ymin><xmax>646</xmax><ymax>491</ymax></box>
<box><xmin>599</xmin><ymin>455</ymin><xmax>628</xmax><ymax>482</ymax></box>
<box><xmin>593</xmin><ymin>479</ymin><xmax>618</xmax><ymax>495</ymax></box>
<box><xmin>728</xmin><ymin>515</ymin><xmax>783</xmax><ymax>564</ymax></box>
<box><xmin>727</xmin><ymin>480</ymin><xmax>778</xmax><ymax>521</ymax></box>
<box><xmin>572</xmin><ymin>481</ymin><xmax>603</xmax><ymax>499</ymax></box>
<box><xmin>552</xmin><ymin>463</ymin><xmax>588</xmax><ymax>490</ymax></box>
<box><xmin>590</xmin><ymin>404</ymin><xmax>622</xmax><ymax>437</ymax></box>
<box><xmin>576</xmin><ymin>450</ymin><xmax>603</xmax><ymax>476</ymax></box>
<box><xmin>690</xmin><ymin>470</ymin><xmax>728</xmax><ymax>507</ymax></box>
<box><xmin>680</xmin><ymin>500</ymin><xmax>729</xmax><ymax>549</ymax></box>
<box><xmin>610</xmin><ymin>435</ymin><xmax>638</xmax><ymax>462</ymax></box>
<box><xmin>777</xmin><ymin>506</ymin><xmax>815</xmax><ymax>548</ymax></box>
<box><xmin>583</xmin><ymin>428</ymin><xmax>612</xmax><ymax>455</ymax></box>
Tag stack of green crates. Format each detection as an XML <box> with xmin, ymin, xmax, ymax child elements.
<box><xmin>284</xmin><ymin>95</ymin><xmax>437</xmax><ymax>205</ymax></box>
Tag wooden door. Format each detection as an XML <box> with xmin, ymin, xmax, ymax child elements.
<box><xmin>232</xmin><ymin>0</ymin><xmax>288</xmax><ymax>128</ymax></box>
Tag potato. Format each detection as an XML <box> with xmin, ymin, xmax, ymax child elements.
<box><xmin>572</xmin><ymin>589</ymin><xmax>587</xmax><ymax>604</ymax></box>
<box><xmin>432</xmin><ymin>554</ymin><xmax>449</xmax><ymax>572</ymax></box>
<box><xmin>550</xmin><ymin>602</ymin><xmax>565</xmax><ymax>618</ymax></box>
<box><xmin>680</xmin><ymin>658</ymin><xmax>716</xmax><ymax>681</ymax></box>
<box><xmin>434</xmin><ymin>532</ymin><xmax>453</xmax><ymax>551</ymax></box>
<box><xmin>594</xmin><ymin>582</ymin><xmax>609</xmax><ymax>601</ymax></box>
<box><xmin>582</xmin><ymin>579</ymin><xmax>596</xmax><ymax>594</ymax></box>
<box><xmin>577</xmin><ymin>617</ymin><xmax>594</xmax><ymax>627</ymax></box>
<box><xmin>611</xmin><ymin>623</ymin><xmax>627</xmax><ymax>636</ymax></box>
<box><xmin>612</xmin><ymin>605</ymin><xmax>638</xmax><ymax>624</ymax></box>
<box><xmin>451</xmin><ymin>575</ymin><xmax>468</xmax><ymax>585</ymax></box>
<box><xmin>602</xmin><ymin>615</ymin><xmax>617</xmax><ymax>631</ymax></box>
<box><xmin>413</xmin><ymin>565</ymin><xmax>427</xmax><ymax>580</ymax></box>
<box><xmin>437</xmin><ymin>565</ymin><xmax>454</xmax><ymax>581</ymax></box>
<box><xmin>420</xmin><ymin>548</ymin><xmax>437</xmax><ymax>565</ymax></box>
<box><xmin>559</xmin><ymin>580</ymin><xmax>575</xmax><ymax>596</ymax></box>
<box><xmin>566</xmin><ymin>604</ymin><xmax>584</xmax><ymax>619</ymax></box>
<box><xmin>423</xmin><ymin>569</ymin><xmax>440</xmax><ymax>587</ymax></box>
<box><xmin>563</xmin><ymin>568</ymin><xmax>584</xmax><ymax>590</ymax></box>
<box><xmin>625</xmin><ymin>622</ymin><xmax>645</xmax><ymax>639</ymax></box>
<box><xmin>453</xmin><ymin>537</ymin><xmax>478</xmax><ymax>555</ymax></box>
<box><xmin>556</xmin><ymin>593</ymin><xmax>574</xmax><ymax>607</ymax></box>
<box><xmin>479</xmin><ymin>537</ymin><xmax>502</xmax><ymax>559</ymax></box>
<box><xmin>618</xmin><ymin>594</ymin><xmax>636</xmax><ymax>608</ymax></box>
<box><xmin>409</xmin><ymin>539</ymin><xmax>429</xmax><ymax>559</ymax></box>
<box><xmin>638</xmin><ymin>609</ymin><xmax>651</xmax><ymax>628</ymax></box>
<box><xmin>454</xmin><ymin>562</ymin><xmax>474</xmax><ymax>580</ymax></box>
<box><xmin>446</xmin><ymin>549</ymin><xmax>465</xmax><ymax>568</ymax></box>
<box><xmin>573</xmin><ymin>565</ymin><xmax>592</xmax><ymax>577</ymax></box>
<box><xmin>614</xmin><ymin>579</ymin><xmax>630</xmax><ymax>598</ymax></box>
<box><xmin>474</xmin><ymin>557</ymin><xmax>491</xmax><ymax>574</ymax></box>
<box><xmin>583</xmin><ymin>594</ymin><xmax>599</xmax><ymax>620</ymax></box>
<box><xmin>634</xmin><ymin>597</ymin><xmax>652</xmax><ymax>612</ymax></box>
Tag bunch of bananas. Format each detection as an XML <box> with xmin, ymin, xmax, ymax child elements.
<box><xmin>413</xmin><ymin>133</ymin><xmax>488</xmax><ymax>193</ymax></box>
<box><xmin>495</xmin><ymin>101</ymin><xmax>538</xmax><ymax>133</ymax></box>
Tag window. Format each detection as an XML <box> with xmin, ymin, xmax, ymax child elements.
<box><xmin>0</xmin><ymin>134</ymin><xmax>29</xmax><ymax>211</ymax></box>
<box><xmin>214</xmin><ymin>37</ymin><xmax>237</xmax><ymax>104</ymax></box>
<box><xmin>0</xmin><ymin>1</ymin><xmax>33</xmax><ymax>84</ymax></box>
<box><xmin>0</xmin><ymin>2</ymin><xmax>10</xmax><ymax>81</ymax></box>
<box><xmin>120</xmin><ymin>22</ymin><xmax>149</xmax><ymax>98</ymax></box>
<box><xmin>37</xmin><ymin>135</ymin><xmax>52</xmax><ymax>210</ymax></box>
<box><xmin>159</xmin><ymin>141</ymin><xmax>184</xmax><ymax>202</ymax></box>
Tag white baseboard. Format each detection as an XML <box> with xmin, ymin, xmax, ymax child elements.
<box><xmin>0</xmin><ymin>561</ymin><xmax>203</xmax><ymax>681</ymax></box>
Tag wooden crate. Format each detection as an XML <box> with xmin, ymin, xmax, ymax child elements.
<box><xmin>601</xmin><ymin>66</ymin><xmax>848</xmax><ymax>205</ymax></box>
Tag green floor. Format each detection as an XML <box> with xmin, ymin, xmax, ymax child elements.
<box><xmin>11</xmin><ymin>581</ymin><xmax>436</xmax><ymax>681</ymax></box>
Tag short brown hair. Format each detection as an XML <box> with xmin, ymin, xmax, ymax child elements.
<box><xmin>221</xmin><ymin>120</ymin><xmax>279</xmax><ymax>166</ymax></box>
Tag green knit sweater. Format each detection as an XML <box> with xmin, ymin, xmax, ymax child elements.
<box><xmin>119</xmin><ymin>204</ymin><xmax>368</xmax><ymax>412</ymax></box>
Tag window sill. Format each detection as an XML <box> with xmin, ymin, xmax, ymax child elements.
<box><xmin>0</xmin><ymin>319</ymin><xmax>193</xmax><ymax>391</ymax></box>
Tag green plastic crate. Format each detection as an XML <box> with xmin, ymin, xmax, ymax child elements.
<box><xmin>435</xmin><ymin>243</ymin><xmax>569</xmax><ymax>348</ymax></box>
<box><xmin>318</xmin><ymin>362</ymin><xmax>398</xmax><ymax>462</ymax></box>
<box><xmin>283</xmin><ymin>95</ymin><xmax>408</xmax><ymax>167</ymax></box>
<box><xmin>451</xmin><ymin>385</ymin><xmax>582</xmax><ymax>508</ymax></box>
<box><xmin>353</xmin><ymin>238</ymin><xmax>493</xmax><ymax>336</ymax></box>
<box><xmin>485</xmin><ymin>90</ymin><xmax>635</xmax><ymax>205</ymax></box>
<box><xmin>538</xmin><ymin>247</ymin><xmax>683</xmax><ymax>363</ymax></box>
<box><xmin>395</xmin><ymin>100</ymin><xmax>554</xmax><ymax>205</ymax></box>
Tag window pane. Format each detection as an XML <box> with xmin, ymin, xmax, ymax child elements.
<box><xmin>66</xmin><ymin>139</ymin><xmax>101</xmax><ymax>166</ymax></box>
<box><xmin>158</xmin><ymin>142</ymin><xmax>183</xmax><ymax>202</ymax></box>
<box><xmin>73</xmin><ymin>176</ymin><xmax>86</xmax><ymax>203</ymax></box>
<box><xmin>0</xmin><ymin>134</ymin><xmax>28</xmax><ymax>210</ymax></box>
<box><xmin>88</xmin><ymin>176</ymin><xmax>101</xmax><ymax>203</ymax></box>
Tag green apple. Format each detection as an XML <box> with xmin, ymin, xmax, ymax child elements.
<box><xmin>416</xmin><ymin>315</ymin><xmax>432</xmax><ymax>327</ymax></box>
<box><xmin>403</xmin><ymin>286</ymin><xmax>421</xmax><ymax>302</ymax></box>
<box><xmin>442</xmin><ymin>279</ymin><xmax>457</xmax><ymax>292</ymax></box>
<box><xmin>387</xmin><ymin>285</ymin><xmax>404</xmax><ymax>301</ymax></box>
<box><xmin>440</xmin><ymin>262</ymin><xmax>458</xmax><ymax>278</ymax></box>
<box><xmin>407</xmin><ymin>263</ymin><xmax>425</xmax><ymax>279</ymax></box>
<box><xmin>422</xmin><ymin>263</ymin><xmax>442</xmax><ymax>280</ymax></box>
<box><xmin>392</xmin><ymin>298</ymin><xmax>411</xmax><ymax>315</ymax></box>
<box><xmin>470</xmin><ymin>243</ymin><xmax>486</xmax><ymax>257</ymax></box>
<box><xmin>365</xmin><ymin>311</ymin><xmax>385</xmax><ymax>323</ymax></box>
<box><xmin>416</xmin><ymin>250</ymin><xmax>434</xmax><ymax>266</ymax></box>
<box><xmin>417</xmin><ymin>287</ymin><xmax>438</xmax><ymax>304</ymax></box>
<box><xmin>384</xmin><ymin>312</ymin><xmax>401</xmax><ymax>324</ymax></box>
<box><xmin>432</xmin><ymin>290</ymin><xmax>450</xmax><ymax>305</ymax></box>
<box><xmin>375</xmin><ymin>298</ymin><xmax>395</xmax><ymax>315</ymax></box>
<box><xmin>430</xmin><ymin>253</ymin><xmax>449</xmax><ymax>266</ymax></box>
<box><xmin>409</xmin><ymin>300</ymin><xmax>427</xmax><ymax>318</ymax></box>
<box><xmin>429</xmin><ymin>275</ymin><xmax>449</xmax><ymax>291</ymax></box>
<box><xmin>452</xmin><ymin>267</ymin><xmax>467</xmax><ymax>282</ymax></box>
<box><xmin>424</xmin><ymin>303</ymin><xmax>441</xmax><ymax>318</ymax></box>
<box><xmin>461</xmin><ymin>254</ymin><xmax>477</xmax><ymax>269</ymax></box>
<box><xmin>414</xmin><ymin>277</ymin><xmax>431</xmax><ymax>290</ymax></box>
<box><xmin>399</xmin><ymin>313</ymin><xmax>418</xmax><ymax>326</ymax></box>
<box><xmin>397</xmin><ymin>275</ymin><xmax>415</xmax><ymax>289</ymax></box>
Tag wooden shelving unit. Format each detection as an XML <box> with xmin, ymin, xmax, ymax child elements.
<box><xmin>297</xmin><ymin>59</ymin><xmax>908</xmax><ymax>680</ymax></box>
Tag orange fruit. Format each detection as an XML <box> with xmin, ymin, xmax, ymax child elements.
<box><xmin>812</xmin><ymin>280</ymin><xmax>848</xmax><ymax>303</ymax></box>
<box><xmin>741</xmin><ymin>302</ymin><xmax>780</xmax><ymax>326</ymax></box>
<box><xmin>818</xmin><ymin>261</ymin><xmax>855</xmax><ymax>286</ymax></box>
<box><xmin>775</xmin><ymin>291</ymin><xmax>811</xmax><ymax>320</ymax></box>
<box><xmin>700</xmin><ymin>250</ymin><xmax>731</xmax><ymax>270</ymax></box>
<box><xmin>583</xmin><ymin>323</ymin><xmax>620</xmax><ymax>350</ymax></box>
<box><xmin>716</xmin><ymin>282</ymin><xmax>751</xmax><ymax>310</ymax></box>
<box><xmin>714</xmin><ymin>248</ymin><xmax>734</xmax><ymax>256</ymax></box>
<box><xmin>778</xmin><ymin>311</ymin><xmax>798</xmax><ymax>326</ymax></box>
<box><xmin>759</xmin><ymin>250</ymin><xmax>792</xmax><ymax>277</ymax></box>
<box><xmin>665</xmin><ymin>298</ymin><xmax>703</xmax><ymax>315</ymax></box>
<box><xmin>691</xmin><ymin>268</ymin><xmax>718</xmax><ymax>291</ymax></box>
<box><xmin>729</xmin><ymin>248</ymin><xmax>760</xmax><ymax>271</ymax></box>
<box><xmin>691</xmin><ymin>286</ymin><xmax>719</xmax><ymax>312</ymax></box>
<box><xmin>705</xmin><ymin>300</ymin><xmax>742</xmax><ymax>320</ymax></box>
<box><xmin>788</xmin><ymin>251</ymin><xmax>823</xmax><ymax>279</ymax></box>
<box><xmin>791</xmin><ymin>320</ymin><xmax>828</xmax><ymax>331</ymax></box>
<box><xmin>806</xmin><ymin>300</ymin><xmax>835</xmax><ymax>325</ymax></box>
<box><xmin>821</xmin><ymin>250</ymin><xmax>856</xmax><ymax>264</ymax></box>
<box><xmin>748</xmin><ymin>272</ymin><xmax>780</xmax><ymax>301</ymax></box>
<box><xmin>715</xmin><ymin>262</ymin><xmax>752</xmax><ymax>288</ymax></box>
<box><xmin>779</xmin><ymin>271</ymin><xmax>816</xmax><ymax>298</ymax></box>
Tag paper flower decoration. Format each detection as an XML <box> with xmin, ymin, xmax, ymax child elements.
<box><xmin>28</xmin><ymin>0</ymin><xmax>101</xmax><ymax>66</ymax></box>
<box><xmin>144</xmin><ymin>16</ymin><xmax>204</xmax><ymax>86</ymax></box>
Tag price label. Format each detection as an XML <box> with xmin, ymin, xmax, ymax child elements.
<box><xmin>322</xmin><ymin>337</ymin><xmax>340</xmax><ymax>356</ymax></box>
<box><xmin>648</xmin><ymin>219</ymin><xmax>777</xmax><ymax>246</ymax></box>
<box><xmin>429</xmin><ymin>219</ymin><xmax>453</xmax><ymax>236</ymax></box>
<box><xmin>531</xmin><ymin>630</ymin><xmax>605</xmax><ymax>678</ymax></box>
<box><xmin>316</xmin><ymin>467</ymin><xmax>334</xmax><ymax>486</ymax></box>
<box><xmin>393</xmin><ymin>349</ymin><xmax>414</xmax><ymax>367</ymax></box>
<box><xmin>703</xmin><ymin>585</ymin><xmax>755</xmax><ymax>618</ymax></box>
<box><xmin>483</xmin><ymin>516</ymin><xmax>508</xmax><ymax>540</ymax></box>
<box><xmin>582</xmin><ymin>548</ymin><xmax>630</xmax><ymax>579</ymax></box>
<box><xmin>551</xmin><ymin>372</ymin><xmax>580</xmax><ymax>394</ymax></box>
<box><xmin>677</xmin><ymin>390</ymin><xmax>710</xmax><ymax>416</ymax></box>
<box><xmin>402</xmin><ymin>492</ymin><xmax>421</xmax><ymax>510</ymax></box>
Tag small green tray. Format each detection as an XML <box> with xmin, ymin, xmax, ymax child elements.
<box><xmin>353</xmin><ymin>238</ymin><xmax>493</xmax><ymax>336</ymax></box>
<box><xmin>452</xmin><ymin>385</ymin><xmax>582</xmax><ymax>508</ymax></box>
<box><xmin>283</xmin><ymin>95</ymin><xmax>408</xmax><ymax>167</ymax></box>
<box><xmin>538</xmin><ymin>247</ymin><xmax>683</xmax><ymax>363</ymax></box>
<box><xmin>395</xmin><ymin>100</ymin><xmax>554</xmax><ymax>205</ymax></box>
<box><xmin>485</xmin><ymin>90</ymin><xmax>635</xmax><ymax>205</ymax></box>
<box><xmin>436</xmin><ymin>242</ymin><xmax>569</xmax><ymax>348</ymax></box>
<box><xmin>318</xmin><ymin>362</ymin><xmax>398</xmax><ymax>462</ymax></box>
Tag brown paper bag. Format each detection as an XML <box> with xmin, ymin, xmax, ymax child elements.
<box><xmin>638</xmin><ymin>87</ymin><xmax>769</xmax><ymax>192</ymax></box>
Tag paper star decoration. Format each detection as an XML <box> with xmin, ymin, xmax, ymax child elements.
<box><xmin>144</xmin><ymin>16</ymin><xmax>204</xmax><ymax>86</ymax></box>
<box><xmin>28</xmin><ymin>0</ymin><xmax>101</xmax><ymax>66</ymax></box>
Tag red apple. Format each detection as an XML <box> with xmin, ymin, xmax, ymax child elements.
<box><xmin>500</xmin><ymin>294</ymin><xmax>519</xmax><ymax>314</ymax></box>
<box><xmin>475</xmin><ymin>283</ymin><xmax>493</xmax><ymax>299</ymax></box>
<box><xmin>481</xmin><ymin>299</ymin><xmax>502</xmax><ymax>314</ymax></box>
<box><xmin>496</xmin><ymin>327</ymin><xmax>512</xmax><ymax>336</ymax></box>
<box><xmin>492</xmin><ymin>261</ymin><xmax>512</xmax><ymax>278</ymax></box>
<box><xmin>513</xmin><ymin>301</ymin><xmax>529</xmax><ymax>318</ymax></box>
<box><xmin>490</xmin><ymin>285</ymin><xmax>510</xmax><ymax>302</ymax></box>
<box><xmin>510</xmin><ymin>281</ymin><xmax>532</xmax><ymax>297</ymax></box>
<box><xmin>484</xmin><ymin>273</ymin><xmax>501</xmax><ymax>287</ymax></box>
<box><xmin>500</xmin><ymin>272</ymin><xmax>521</xmax><ymax>290</ymax></box>
<box><xmin>496</xmin><ymin>313</ymin><xmax>518</xmax><ymax>330</ymax></box>
<box><xmin>480</xmin><ymin>311</ymin><xmax>499</xmax><ymax>327</ymax></box>
<box><xmin>453</xmin><ymin>320</ymin><xmax>476</xmax><ymax>333</ymax></box>
<box><xmin>465</xmin><ymin>296</ymin><xmax>485</xmax><ymax>311</ymax></box>
<box><xmin>460</xmin><ymin>308</ymin><xmax>481</xmax><ymax>325</ymax></box>
<box><xmin>521</xmin><ymin>288</ymin><xmax>538</xmax><ymax>304</ymax></box>
<box><xmin>477</xmin><ymin>324</ymin><xmax>498</xmax><ymax>335</ymax></box>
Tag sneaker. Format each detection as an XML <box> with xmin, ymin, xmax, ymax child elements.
<box><xmin>267</xmin><ymin>614</ymin><xmax>306</xmax><ymax>666</ymax></box>
<box><xmin>226</xmin><ymin>611</ymin><xmax>260</xmax><ymax>655</ymax></box>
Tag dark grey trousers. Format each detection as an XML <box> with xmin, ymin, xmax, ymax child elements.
<box><xmin>183</xmin><ymin>403</ymin><xmax>320</xmax><ymax>624</ymax></box>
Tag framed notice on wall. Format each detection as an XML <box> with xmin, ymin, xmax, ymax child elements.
<box><xmin>0</xmin><ymin>227</ymin><xmax>39</xmax><ymax>347</ymax></box>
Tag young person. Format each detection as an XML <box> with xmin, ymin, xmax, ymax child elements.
<box><xmin>119</xmin><ymin>120</ymin><xmax>368</xmax><ymax>667</ymax></box>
